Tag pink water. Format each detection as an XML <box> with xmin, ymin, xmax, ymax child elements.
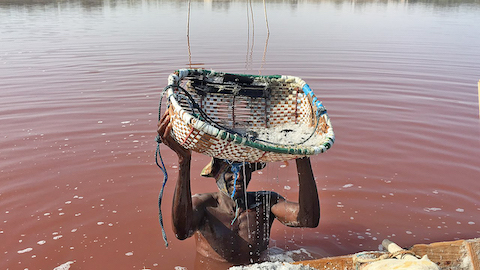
<box><xmin>1</xmin><ymin>0</ymin><xmax>479</xmax><ymax>269</ymax></box>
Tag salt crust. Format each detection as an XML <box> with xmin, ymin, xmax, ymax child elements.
<box><xmin>247</xmin><ymin>123</ymin><xmax>325</xmax><ymax>147</ymax></box>
<box><xmin>229</xmin><ymin>261</ymin><xmax>315</xmax><ymax>270</ymax></box>
<box><xmin>229</xmin><ymin>248</ymin><xmax>316</xmax><ymax>270</ymax></box>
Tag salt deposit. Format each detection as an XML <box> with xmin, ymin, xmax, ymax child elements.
<box><xmin>248</xmin><ymin>123</ymin><xmax>325</xmax><ymax>147</ymax></box>
<box><xmin>53</xmin><ymin>261</ymin><xmax>74</xmax><ymax>270</ymax></box>
<box><xmin>229</xmin><ymin>262</ymin><xmax>316</xmax><ymax>270</ymax></box>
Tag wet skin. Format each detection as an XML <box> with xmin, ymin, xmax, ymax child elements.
<box><xmin>158</xmin><ymin>110</ymin><xmax>320</xmax><ymax>269</ymax></box>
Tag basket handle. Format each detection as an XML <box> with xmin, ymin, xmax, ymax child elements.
<box><xmin>168</xmin><ymin>69</ymin><xmax>190</xmax><ymax>85</ymax></box>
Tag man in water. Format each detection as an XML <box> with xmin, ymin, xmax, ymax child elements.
<box><xmin>157</xmin><ymin>111</ymin><xmax>320</xmax><ymax>269</ymax></box>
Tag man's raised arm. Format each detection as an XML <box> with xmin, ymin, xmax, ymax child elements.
<box><xmin>271</xmin><ymin>157</ymin><xmax>320</xmax><ymax>228</ymax></box>
<box><xmin>157</xmin><ymin>111</ymin><xmax>199</xmax><ymax>240</ymax></box>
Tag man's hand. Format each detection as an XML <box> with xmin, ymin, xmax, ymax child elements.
<box><xmin>157</xmin><ymin>109</ymin><xmax>191</xmax><ymax>163</ymax></box>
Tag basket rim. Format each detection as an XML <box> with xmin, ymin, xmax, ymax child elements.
<box><xmin>166</xmin><ymin>69</ymin><xmax>335</xmax><ymax>156</ymax></box>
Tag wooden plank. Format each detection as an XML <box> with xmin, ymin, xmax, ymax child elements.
<box><xmin>293</xmin><ymin>252</ymin><xmax>386</xmax><ymax>270</ymax></box>
<box><xmin>294</xmin><ymin>239</ymin><xmax>480</xmax><ymax>270</ymax></box>
<box><xmin>466</xmin><ymin>239</ymin><xmax>480</xmax><ymax>270</ymax></box>
<box><xmin>293</xmin><ymin>254</ymin><xmax>355</xmax><ymax>270</ymax></box>
<box><xmin>409</xmin><ymin>239</ymin><xmax>466</xmax><ymax>269</ymax></box>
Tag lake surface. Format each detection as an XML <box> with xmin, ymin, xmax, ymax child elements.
<box><xmin>1</xmin><ymin>0</ymin><xmax>479</xmax><ymax>269</ymax></box>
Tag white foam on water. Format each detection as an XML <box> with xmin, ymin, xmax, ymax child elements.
<box><xmin>424</xmin><ymin>207</ymin><xmax>442</xmax><ymax>212</ymax></box>
<box><xmin>17</xmin><ymin>247</ymin><xmax>33</xmax><ymax>254</ymax></box>
<box><xmin>37</xmin><ymin>240</ymin><xmax>46</xmax><ymax>245</ymax></box>
<box><xmin>125</xmin><ymin>252</ymin><xmax>133</xmax><ymax>256</ymax></box>
<box><xmin>53</xmin><ymin>261</ymin><xmax>74</xmax><ymax>270</ymax></box>
<box><xmin>342</xmin><ymin>184</ymin><xmax>353</xmax><ymax>188</ymax></box>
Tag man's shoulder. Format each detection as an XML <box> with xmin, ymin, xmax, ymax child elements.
<box><xmin>192</xmin><ymin>192</ymin><xmax>218</xmax><ymax>207</ymax></box>
<box><xmin>192</xmin><ymin>192</ymin><xmax>217</xmax><ymax>200</ymax></box>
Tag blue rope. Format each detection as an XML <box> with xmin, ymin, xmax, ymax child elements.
<box><xmin>155</xmin><ymin>84</ymin><xmax>174</xmax><ymax>247</ymax></box>
<box><xmin>155</xmin><ymin>136</ymin><xmax>169</xmax><ymax>247</ymax></box>
<box><xmin>229</xmin><ymin>163</ymin><xmax>242</xmax><ymax>199</ymax></box>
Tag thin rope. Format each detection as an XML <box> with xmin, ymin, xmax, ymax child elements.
<box><xmin>245</xmin><ymin>0</ymin><xmax>251</xmax><ymax>69</ymax></box>
<box><xmin>248</xmin><ymin>0</ymin><xmax>255</xmax><ymax>66</ymax></box>
<box><xmin>263</xmin><ymin>0</ymin><xmax>270</xmax><ymax>35</ymax></box>
<box><xmin>186</xmin><ymin>0</ymin><xmax>192</xmax><ymax>68</ymax></box>
<box><xmin>242</xmin><ymin>161</ymin><xmax>251</xmax><ymax>237</ymax></box>
<box><xmin>155</xmin><ymin>137</ymin><xmax>169</xmax><ymax>247</ymax></box>
<box><xmin>260</xmin><ymin>30</ymin><xmax>270</xmax><ymax>73</ymax></box>
<box><xmin>155</xmin><ymin>84</ymin><xmax>176</xmax><ymax>247</ymax></box>
<box><xmin>231</xmin><ymin>199</ymin><xmax>240</xmax><ymax>226</ymax></box>
<box><xmin>230</xmin><ymin>163</ymin><xmax>242</xmax><ymax>199</ymax></box>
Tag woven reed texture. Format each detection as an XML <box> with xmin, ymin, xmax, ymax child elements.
<box><xmin>165</xmin><ymin>69</ymin><xmax>334</xmax><ymax>163</ymax></box>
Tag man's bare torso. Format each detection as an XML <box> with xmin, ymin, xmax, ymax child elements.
<box><xmin>193</xmin><ymin>191</ymin><xmax>280</xmax><ymax>264</ymax></box>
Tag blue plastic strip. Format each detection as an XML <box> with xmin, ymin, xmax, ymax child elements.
<box><xmin>155</xmin><ymin>136</ymin><xmax>169</xmax><ymax>247</ymax></box>
<box><xmin>230</xmin><ymin>163</ymin><xmax>242</xmax><ymax>199</ymax></box>
<box><xmin>302</xmin><ymin>84</ymin><xmax>314</xmax><ymax>97</ymax></box>
<box><xmin>302</xmin><ymin>84</ymin><xmax>327</xmax><ymax>117</ymax></box>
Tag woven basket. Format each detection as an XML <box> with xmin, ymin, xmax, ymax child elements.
<box><xmin>163</xmin><ymin>69</ymin><xmax>334</xmax><ymax>163</ymax></box>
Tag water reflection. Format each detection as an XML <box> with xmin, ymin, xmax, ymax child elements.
<box><xmin>1</xmin><ymin>0</ymin><xmax>479</xmax><ymax>10</ymax></box>
<box><xmin>1</xmin><ymin>0</ymin><xmax>479</xmax><ymax>268</ymax></box>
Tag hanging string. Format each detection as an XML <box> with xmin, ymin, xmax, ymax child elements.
<box><xmin>248</xmin><ymin>0</ymin><xmax>255</xmax><ymax>68</ymax></box>
<box><xmin>229</xmin><ymin>163</ymin><xmax>242</xmax><ymax>199</ymax></box>
<box><xmin>263</xmin><ymin>0</ymin><xmax>270</xmax><ymax>36</ymax></box>
<box><xmin>231</xmin><ymin>199</ymin><xmax>240</xmax><ymax>226</ymax></box>
<box><xmin>186</xmin><ymin>0</ymin><xmax>192</xmax><ymax>68</ymax></box>
<box><xmin>155</xmin><ymin>84</ymin><xmax>176</xmax><ymax>247</ymax></box>
<box><xmin>155</xmin><ymin>136</ymin><xmax>169</xmax><ymax>247</ymax></box>
<box><xmin>260</xmin><ymin>0</ymin><xmax>270</xmax><ymax>73</ymax></box>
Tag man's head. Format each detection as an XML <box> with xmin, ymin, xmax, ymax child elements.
<box><xmin>201</xmin><ymin>158</ymin><xmax>266</xmax><ymax>198</ymax></box>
